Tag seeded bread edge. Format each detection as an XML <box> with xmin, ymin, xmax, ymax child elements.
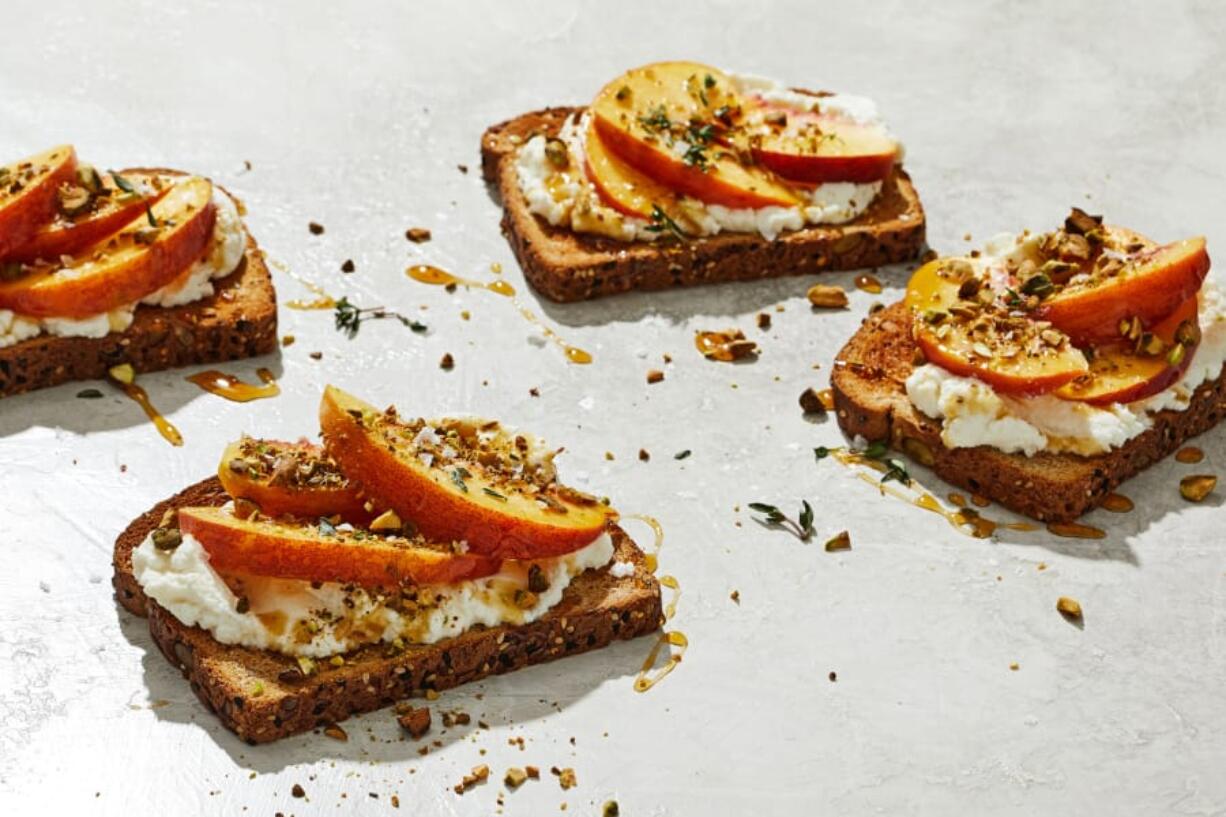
<box><xmin>0</xmin><ymin>170</ymin><xmax>277</xmax><ymax>397</ymax></box>
<box><xmin>113</xmin><ymin>477</ymin><xmax>664</xmax><ymax>744</ymax></box>
<box><xmin>479</xmin><ymin>107</ymin><xmax>927</xmax><ymax>302</ymax></box>
<box><xmin>831</xmin><ymin>301</ymin><xmax>1226</xmax><ymax>522</ymax></box>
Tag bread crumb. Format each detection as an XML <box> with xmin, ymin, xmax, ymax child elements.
<box><xmin>395</xmin><ymin>704</ymin><xmax>431</xmax><ymax>739</ymax></box>
<box><xmin>406</xmin><ymin>227</ymin><xmax>432</xmax><ymax>243</ymax></box>
<box><xmin>308</xmin><ymin>351</ymin><xmax>322</xmax><ymax>360</ymax></box>
<box><xmin>341</xmin><ymin>259</ymin><xmax>355</xmax><ymax>273</ymax></box>
<box><xmin>1056</xmin><ymin>596</ymin><xmax>1083</xmax><ymax>621</ymax></box>
<box><xmin>440</xmin><ymin>353</ymin><xmax>455</xmax><ymax>370</ymax></box>
<box><xmin>730</xmin><ymin>589</ymin><xmax>740</xmax><ymax>604</ymax></box>
<box><xmin>308</xmin><ymin>222</ymin><xmax>324</xmax><ymax>235</ymax></box>
<box><xmin>756</xmin><ymin>312</ymin><xmax>772</xmax><ymax>330</ymax></box>
<box><xmin>646</xmin><ymin>369</ymin><xmax>664</xmax><ymax>384</ymax></box>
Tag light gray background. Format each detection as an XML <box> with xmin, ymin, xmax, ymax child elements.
<box><xmin>2</xmin><ymin>1</ymin><xmax>1225</xmax><ymax>814</ymax></box>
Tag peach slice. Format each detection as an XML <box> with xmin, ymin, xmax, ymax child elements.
<box><xmin>1036</xmin><ymin>237</ymin><xmax>1210</xmax><ymax>345</ymax></box>
<box><xmin>319</xmin><ymin>386</ymin><xmax>614</xmax><ymax>560</ymax></box>
<box><xmin>0</xmin><ymin>176</ymin><xmax>216</xmax><ymax>318</ymax></box>
<box><xmin>1055</xmin><ymin>297</ymin><xmax>1200</xmax><ymax>405</ymax></box>
<box><xmin>907</xmin><ymin>259</ymin><xmax>1088</xmax><ymax>394</ymax></box>
<box><xmin>217</xmin><ymin>438</ymin><xmax>373</xmax><ymax>524</ymax></box>
<box><xmin>744</xmin><ymin>102</ymin><xmax>897</xmax><ymax>184</ymax></box>
<box><xmin>178</xmin><ymin>506</ymin><xmax>499</xmax><ymax>588</ymax></box>
<box><xmin>590</xmin><ymin>61</ymin><xmax>802</xmax><ymax>209</ymax></box>
<box><xmin>4</xmin><ymin>169</ymin><xmax>169</xmax><ymax>263</ymax></box>
<box><xmin>0</xmin><ymin>145</ymin><xmax>78</xmax><ymax>259</ymax></box>
<box><xmin>584</xmin><ymin>118</ymin><xmax>677</xmax><ymax>220</ymax></box>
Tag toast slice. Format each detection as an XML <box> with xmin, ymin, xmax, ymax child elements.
<box><xmin>0</xmin><ymin>169</ymin><xmax>277</xmax><ymax>398</ymax></box>
<box><xmin>113</xmin><ymin>477</ymin><xmax>664</xmax><ymax>744</ymax></box>
<box><xmin>832</xmin><ymin>302</ymin><xmax>1226</xmax><ymax>522</ymax></box>
<box><xmin>481</xmin><ymin>107</ymin><xmax>927</xmax><ymax>302</ymax></box>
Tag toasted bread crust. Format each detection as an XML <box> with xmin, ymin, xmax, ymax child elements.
<box><xmin>831</xmin><ymin>302</ymin><xmax>1226</xmax><ymax>522</ymax></box>
<box><xmin>114</xmin><ymin>478</ymin><xmax>664</xmax><ymax>743</ymax></box>
<box><xmin>0</xmin><ymin>170</ymin><xmax>277</xmax><ymax>397</ymax></box>
<box><xmin>480</xmin><ymin>107</ymin><xmax>926</xmax><ymax>302</ymax></box>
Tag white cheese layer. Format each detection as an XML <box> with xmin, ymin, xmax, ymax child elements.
<box><xmin>132</xmin><ymin>530</ymin><xmax>616</xmax><ymax>658</ymax></box>
<box><xmin>905</xmin><ymin>283</ymin><xmax>1226</xmax><ymax>456</ymax></box>
<box><xmin>514</xmin><ymin>72</ymin><xmax>891</xmax><ymax>243</ymax></box>
<box><xmin>0</xmin><ymin>187</ymin><xmax>246</xmax><ymax>349</ymax></box>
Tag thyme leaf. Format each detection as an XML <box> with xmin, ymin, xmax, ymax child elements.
<box><xmin>749</xmin><ymin>500</ymin><xmax>815</xmax><ymax>542</ymax></box>
<box><xmin>334</xmin><ymin>296</ymin><xmax>427</xmax><ymax>339</ymax></box>
<box><xmin>644</xmin><ymin>205</ymin><xmax>687</xmax><ymax>242</ymax></box>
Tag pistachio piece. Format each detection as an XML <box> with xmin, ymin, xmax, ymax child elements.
<box><xmin>1175</xmin><ymin>319</ymin><xmax>1201</xmax><ymax>347</ymax></box>
<box><xmin>1064</xmin><ymin>206</ymin><xmax>1102</xmax><ymax>236</ymax></box>
<box><xmin>57</xmin><ymin>183</ymin><xmax>93</xmax><ymax>216</ymax></box>
<box><xmin>1055</xmin><ymin>596</ymin><xmax>1083</xmax><ymax>621</ymax></box>
<box><xmin>107</xmin><ymin>362</ymin><xmax>135</xmax><ymax>384</ymax></box>
<box><xmin>76</xmin><ymin>164</ymin><xmax>104</xmax><ymax>194</ymax></box>
<box><xmin>232</xmin><ymin>498</ymin><xmax>259</xmax><ymax>520</ymax></box>
<box><xmin>370</xmin><ymin>509</ymin><xmax>403</xmax><ymax>531</ymax></box>
<box><xmin>957</xmin><ymin>278</ymin><xmax>981</xmax><ymax>300</ymax></box>
<box><xmin>227</xmin><ymin>458</ymin><xmax>249</xmax><ymax>475</ymax></box>
<box><xmin>504</xmin><ymin>767</ymin><xmax>529</xmax><ymax>789</ymax></box>
<box><xmin>824</xmin><ymin>530</ymin><xmax>851</xmax><ymax>552</ymax></box>
<box><xmin>513</xmin><ymin>589</ymin><xmax>539</xmax><ymax>610</ymax></box>
<box><xmin>1179</xmin><ymin>474</ymin><xmax>1217</xmax><ymax>503</ymax></box>
<box><xmin>151</xmin><ymin>526</ymin><xmax>182</xmax><ymax>551</ymax></box>
<box><xmin>799</xmin><ymin>387</ymin><xmax>827</xmax><ymax>415</ymax></box>
<box><xmin>807</xmin><ymin>284</ymin><xmax>848</xmax><ymax>309</ymax></box>
<box><xmin>1167</xmin><ymin>344</ymin><xmax>1187</xmax><ymax>367</ymax></box>
<box><xmin>543</xmin><ymin>137</ymin><xmax>570</xmax><ymax>169</ymax></box>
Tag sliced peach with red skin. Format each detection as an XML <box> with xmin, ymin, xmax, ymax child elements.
<box><xmin>1056</xmin><ymin>297</ymin><xmax>1200</xmax><ymax>405</ymax></box>
<box><xmin>1036</xmin><ymin>237</ymin><xmax>1210</xmax><ymax>345</ymax></box>
<box><xmin>319</xmin><ymin>386</ymin><xmax>614</xmax><ymax>560</ymax></box>
<box><xmin>584</xmin><ymin>118</ymin><xmax>676</xmax><ymax>219</ymax></box>
<box><xmin>5</xmin><ymin>170</ymin><xmax>169</xmax><ymax>263</ymax></box>
<box><xmin>591</xmin><ymin>61</ymin><xmax>802</xmax><ymax>209</ymax></box>
<box><xmin>0</xmin><ymin>145</ymin><xmax>78</xmax><ymax>258</ymax></box>
<box><xmin>744</xmin><ymin>102</ymin><xmax>897</xmax><ymax>184</ymax></box>
<box><xmin>906</xmin><ymin>258</ymin><xmax>1088</xmax><ymax>394</ymax></box>
<box><xmin>0</xmin><ymin>176</ymin><xmax>216</xmax><ymax>318</ymax></box>
<box><xmin>178</xmin><ymin>506</ymin><xmax>499</xmax><ymax>588</ymax></box>
<box><xmin>217</xmin><ymin>439</ymin><xmax>373</xmax><ymax>524</ymax></box>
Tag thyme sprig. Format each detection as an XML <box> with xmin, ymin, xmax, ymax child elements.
<box><xmin>334</xmin><ymin>296</ymin><xmax>427</xmax><ymax>339</ymax></box>
<box><xmin>748</xmin><ymin>500</ymin><xmax>815</xmax><ymax>542</ymax></box>
<box><xmin>645</xmin><ymin>205</ymin><xmax>687</xmax><ymax>242</ymax></box>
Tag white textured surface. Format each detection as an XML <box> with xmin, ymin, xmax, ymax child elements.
<box><xmin>2</xmin><ymin>1</ymin><xmax>1226</xmax><ymax>814</ymax></box>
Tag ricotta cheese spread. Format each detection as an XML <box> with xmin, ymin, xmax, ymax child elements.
<box><xmin>0</xmin><ymin>185</ymin><xmax>246</xmax><ymax>349</ymax></box>
<box><xmin>905</xmin><ymin>235</ymin><xmax>1226</xmax><ymax>456</ymax></box>
<box><xmin>132</xmin><ymin>529</ymin><xmax>616</xmax><ymax>658</ymax></box>
<box><xmin>514</xmin><ymin>72</ymin><xmax>892</xmax><ymax>243</ymax></box>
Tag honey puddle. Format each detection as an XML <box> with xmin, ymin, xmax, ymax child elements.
<box><xmin>1046</xmin><ymin>521</ymin><xmax>1106</xmax><ymax>540</ymax></box>
<box><xmin>829</xmin><ymin>448</ymin><xmax>1036</xmax><ymax>539</ymax></box>
<box><xmin>854</xmin><ymin>273</ymin><xmax>883</xmax><ymax>294</ymax></box>
<box><xmin>113</xmin><ymin>380</ymin><xmax>182</xmax><ymax>446</ymax></box>
<box><xmin>186</xmin><ymin>367</ymin><xmax>280</xmax><ymax>402</ymax></box>
<box><xmin>621</xmin><ymin>513</ymin><xmax>686</xmax><ymax>693</ymax></box>
<box><xmin>406</xmin><ymin>265</ymin><xmax>592</xmax><ymax>364</ymax></box>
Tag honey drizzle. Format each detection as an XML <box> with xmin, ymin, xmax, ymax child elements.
<box><xmin>817</xmin><ymin>388</ymin><xmax>835</xmax><ymax>411</ymax></box>
<box><xmin>115</xmin><ymin>381</ymin><xmax>182</xmax><ymax>446</ymax></box>
<box><xmin>1101</xmin><ymin>493</ymin><xmax>1134</xmax><ymax>513</ymax></box>
<box><xmin>186</xmin><ymin>367</ymin><xmax>280</xmax><ymax>403</ymax></box>
<box><xmin>854</xmin><ymin>273</ymin><xmax>883</xmax><ymax>294</ymax></box>
<box><xmin>830</xmin><ymin>449</ymin><xmax>1036</xmax><ymax>538</ymax></box>
<box><xmin>621</xmin><ymin>513</ymin><xmax>685</xmax><ymax>693</ymax></box>
<box><xmin>1046</xmin><ymin>521</ymin><xmax>1106</xmax><ymax>539</ymax></box>
<box><xmin>277</xmin><ymin>262</ymin><xmax>338</xmax><ymax>310</ymax></box>
<box><xmin>406</xmin><ymin>265</ymin><xmax>591</xmax><ymax>364</ymax></box>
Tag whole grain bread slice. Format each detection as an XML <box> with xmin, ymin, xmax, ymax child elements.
<box><xmin>0</xmin><ymin>169</ymin><xmax>277</xmax><ymax>397</ymax></box>
<box><xmin>113</xmin><ymin>477</ymin><xmax>664</xmax><ymax>743</ymax></box>
<box><xmin>831</xmin><ymin>301</ymin><xmax>1226</xmax><ymax>522</ymax></box>
<box><xmin>480</xmin><ymin>107</ymin><xmax>927</xmax><ymax>302</ymax></box>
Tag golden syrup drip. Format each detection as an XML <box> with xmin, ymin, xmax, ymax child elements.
<box><xmin>659</xmin><ymin>575</ymin><xmax>680</xmax><ymax>620</ymax></box>
<box><xmin>519</xmin><ymin>303</ymin><xmax>593</xmax><ymax>364</ymax></box>
<box><xmin>406</xmin><ymin>264</ymin><xmax>591</xmax><ymax>363</ymax></box>
<box><xmin>971</xmin><ymin>494</ymin><xmax>991</xmax><ymax>508</ymax></box>
<box><xmin>817</xmin><ymin>388</ymin><xmax>835</xmax><ymax>411</ymax></box>
<box><xmin>854</xmin><ymin>273</ymin><xmax>883</xmax><ymax>294</ymax></box>
<box><xmin>831</xmin><ymin>448</ymin><xmax>1035</xmax><ymax>538</ymax></box>
<box><xmin>623</xmin><ymin>514</ymin><xmax>664</xmax><ymax>573</ymax></box>
<box><xmin>283</xmin><ymin>268</ymin><xmax>338</xmax><ymax>310</ymax></box>
<box><xmin>948</xmin><ymin>492</ymin><xmax>968</xmax><ymax>508</ymax></box>
<box><xmin>694</xmin><ymin>330</ymin><xmax>744</xmax><ymax>361</ymax></box>
<box><xmin>634</xmin><ymin>631</ymin><xmax>688</xmax><ymax>693</ymax></box>
<box><xmin>1047</xmin><ymin>521</ymin><xmax>1106</xmax><ymax>539</ymax></box>
<box><xmin>256</xmin><ymin>611</ymin><xmax>287</xmax><ymax>636</ymax></box>
<box><xmin>1101</xmin><ymin>493</ymin><xmax>1134</xmax><ymax>513</ymax></box>
<box><xmin>116</xmin><ymin>382</ymin><xmax>183</xmax><ymax>446</ymax></box>
<box><xmin>1176</xmin><ymin>446</ymin><xmax>1204</xmax><ymax>464</ymax></box>
<box><xmin>186</xmin><ymin>367</ymin><xmax>280</xmax><ymax>403</ymax></box>
<box><xmin>406</xmin><ymin>264</ymin><xmax>516</xmax><ymax>297</ymax></box>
